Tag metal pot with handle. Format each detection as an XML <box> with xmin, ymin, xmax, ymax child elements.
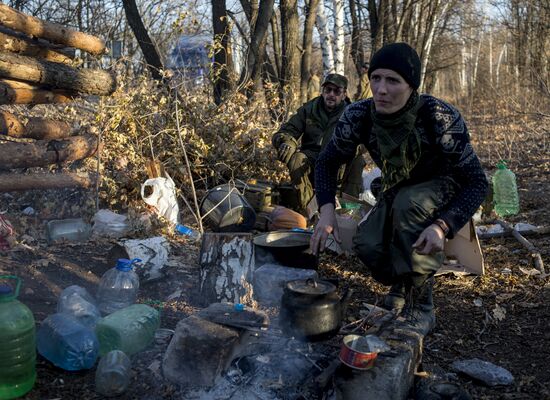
<box><xmin>280</xmin><ymin>278</ymin><xmax>352</xmax><ymax>341</ymax></box>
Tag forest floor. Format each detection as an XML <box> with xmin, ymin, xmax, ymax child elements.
<box><xmin>0</xmin><ymin>104</ymin><xmax>548</xmax><ymax>399</ymax></box>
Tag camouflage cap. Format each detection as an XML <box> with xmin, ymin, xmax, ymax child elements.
<box><xmin>322</xmin><ymin>73</ymin><xmax>348</xmax><ymax>89</ymax></box>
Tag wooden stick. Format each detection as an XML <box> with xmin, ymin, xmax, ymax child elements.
<box><xmin>496</xmin><ymin>219</ymin><xmax>545</xmax><ymax>274</ymax></box>
<box><xmin>0</xmin><ymin>172</ymin><xmax>95</xmax><ymax>192</ymax></box>
<box><xmin>0</xmin><ymin>28</ymin><xmax>75</xmax><ymax>64</ymax></box>
<box><xmin>0</xmin><ymin>4</ymin><xmax>105</xmax><ymax>55</ymax></box>
<box><xmin>0</xmin><ymin>78</ymin><xmax>75</xmax><ymax>104</ymax></box>
<box><xmin>0</xmin><ymin>52</ymin><xmax>116</xmax><ymax>95</ymax></box>
<box><xmin>0</xmin><ymin>135</ymin><xmax>99</xmax><ymax>168</ymax></box>
<box><xmin>478</xmin><ymin>226</ymin><xmax>550</xmax><ymax>239</ymax></box>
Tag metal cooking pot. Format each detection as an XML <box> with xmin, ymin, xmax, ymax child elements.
<box><xmin>280</xmin><ymin>278</ymin><xmax>352</xmax><ymax>341</ymax></box>
<box><xmin>253</xmin><ymin>231</ymin><xmax>318</xmax><ymax>269</ymax></box>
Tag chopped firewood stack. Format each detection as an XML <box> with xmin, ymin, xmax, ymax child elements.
<box><xmin>0</xmin><ymin>4</ymin><xmax>116</xmax><ymax>192</ymax></box>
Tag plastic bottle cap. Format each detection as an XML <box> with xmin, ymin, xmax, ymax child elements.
<box><xmin>116</xmin><ymin>259</ymin><xmax>133</xmax><ymax>272</ymax></box>
<box><xmin>0</xmin><ymin>284</ymin><xmax>12</xmax><ymax>295</ymax></box>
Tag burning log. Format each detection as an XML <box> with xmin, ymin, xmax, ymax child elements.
<box><xmin>0</xmin><ymin>52</ymin><xmax>116</xmax><ymax>95</ymax></box>
<box><xmin>0</xmin><ymin>4</ymin><xmax>105</xmax><ymax>55</ymax></box>
<box><xmin>0</xmin><ymin>27</ymin><xmax>75</xmax><ymax>64</ymax></box>
<box><xmin>0</xmin><ymin>111</ymin><xmax>75</xmax><ymax>139</ymax></box>
<box><xmin>0</xmin><ymin>78</ymin><xmax>75</xmax><ymax>104</ymax></box>
<box><xmin>0</xmin><ymin>172</ymin><xmax>94</xmax><ymax>192</ymax></box>
<box><xmin>0</xmin><ymin>134</ymin><xmax>99</xmax><ymax>169</ymax></box>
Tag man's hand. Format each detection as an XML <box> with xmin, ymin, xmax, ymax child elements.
<box><xmin>277</xmin><ymin>142</ymin><xmax>296</xmax><ymax>164</ymax></box>
<box><xmin>310</xmin><ymin>203</ymin><xmax>340</xmax><ymax>255</ymax></box>
<box><xmin>412</xmin><ymin>224</ymin><xmax>445</xmax><ymax>255</ymax></box>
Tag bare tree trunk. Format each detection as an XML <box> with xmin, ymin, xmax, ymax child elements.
<box><xmin>349</xmin><ymin>0</ymin><xmax>364</xmax><ymax>80</ymax></box>
<box><xmin>0</xmin><ymin>4</ymin><xmax>105</xmax><ymax>55</ymax></box>
<box><xmin>316</xmin><ymin>0</ymin><xmax>335</xmax><ymax>74</ymax></box>
<box><xmin>0</xmin><ymin>52</ymin><xmax>115</xmax><ymax>95</ymax></box>
<box><xmin>280</xmin><ymin>0</ymin><xmax>300</xmax><ymax>112</ymax></box>
<box><xmin>212</xmin><ymin>0</ymin><xmax>235</xmax><ymax>104</ymax></box>
<box><xmin>300</xmin><ymin>0</ymin><xmax>319</xmax><ymax>104</ymax></box>
<box><xmin>270</xmin><ymin>10</ymin><xmax>282</xmax><ymax>76</ymax></box>
<box><xmin>121</xmin><ymin>0</ymin><xmax>164</xmax><ymax>81</ymax></box>
<box><xmin>333</xmin><ymin>0</ymin><xmax>345</xmax><ymax>75</ymax></box>
<box><xmin>0</xmin><ymin>172</ymin><xmax>94</xmax><ymax>192</ymax></box>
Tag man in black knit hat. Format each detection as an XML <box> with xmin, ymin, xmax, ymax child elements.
<box><xmin>310</xmin><ymin>43</ymin><xmax>488</xmax><ymax>335</ymax></box>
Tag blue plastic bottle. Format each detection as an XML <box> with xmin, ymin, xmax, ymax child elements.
<box><xmin>36</xmin><ymin>313</ymin><xmax>99</xmax><ymax>371</ymax></box>
<box><xmin>0</xmin><ymin>276</ymin><xmax>36</xmax><ymax>400</ymax></box>
<box><xmin>97</xmin><ymin>258</ymin><xmax>141</xmax><ymax>316</ymax></box>
<box><xmin>492</xmin><ymin>161</ymin><xmax>520</xmax><ymax>217</ymax></box>
<box><xmin>175</xmin><ymin>224</ymin><xmax>201</xmax><ymax>241</ymax></box>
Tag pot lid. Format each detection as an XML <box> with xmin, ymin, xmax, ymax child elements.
<box><xmin>286</xmin><ymin>278</ymin><xmax>336</xmax><ymax>295</ymax></box>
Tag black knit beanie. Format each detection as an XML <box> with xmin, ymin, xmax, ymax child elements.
<box><xmin>368</xmin><ymin>43</ymin><xmax>421</xmax><ymax>90</ymax></box>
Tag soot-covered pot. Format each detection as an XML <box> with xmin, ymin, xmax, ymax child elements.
<box><xmin>280</xmin><ymin>278</ymin><xmax>352</xmax><ymax>341</ymax></box>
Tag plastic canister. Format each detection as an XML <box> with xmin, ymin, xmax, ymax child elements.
<box><xmin>0</xmin><ymin>276</ymin><xmax>36</xmax><ymax>400</ymax></box>
<box><xmin>492</xmin><ymin>161</ymin><xmax>519</xmax><ymax>217</ymax></box>
<box><xmin>97</xmin><ymin>258</ymin><xmax>141</xmax><ymax>316</ymax></box>
<box><xmin>95</xmin><ymin>304</ymin><xmax>160</xmax><ymax>356</ymax></box>
<box><xmin>95</xmin><ymin>350</ymin><xmax>131</xmax><ymax>397</ymax></box>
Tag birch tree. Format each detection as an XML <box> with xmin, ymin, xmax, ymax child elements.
<box><xmin>332</xmin><ymin>0</ymin><xmax>345</xmax><ymax>75</ymax></box>
<box><xmin>315</xmin><ymin>0</ymin><xmax>335</xmax><ymax>74</ymax></box>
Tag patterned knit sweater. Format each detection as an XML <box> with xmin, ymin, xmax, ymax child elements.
<box><xmin>315</xmin><ymin>94</ymin><xmax>488</xmax><ymax>238</ymax></box>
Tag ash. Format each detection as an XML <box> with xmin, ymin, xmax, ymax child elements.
<box><xmin>185</xmin><ymin>336</ymin><xmax>338</xmax><ymax>400</ymax></box>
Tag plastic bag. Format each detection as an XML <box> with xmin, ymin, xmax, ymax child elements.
<box><xmin>92</xmin><ymin>210</ymin><xmax>130</xmax><ymax>238</ymax></box>
<box><xmin>140</xmin><ymin>174</ymin><xmax>179</xmax><ymax>225</ymax></box>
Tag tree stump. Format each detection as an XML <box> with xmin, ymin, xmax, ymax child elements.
<box><xmin>198</xmin><ymin>233</ymin><xmax>255</xmax><ymax>307</ymax></box>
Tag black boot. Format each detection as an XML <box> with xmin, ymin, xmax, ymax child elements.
<box><xmin>403</xmin><ymin>276</ymin><xmax>436</xmax><ymax>335</ymax></box>
<box><xmin>383</xmin><ymin>281</ymin><xmax>406</xmax><ymax>313</ymax></box>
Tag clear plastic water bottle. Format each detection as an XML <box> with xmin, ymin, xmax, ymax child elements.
<box><xmin>95</xmin><ymin>304</ymin><xmax>160</xmax><ymax>356</ymax></box>
<box><xmin>95</xmin><ymin>350</ymin><xmax>131</xmax><ymax>397</ymax></box>
<box><xmin>175</xmin><ymin>224</ymin><xmax>201</xmax><ymax>241</ymax></box>
<box><xmin>97</xmin><ymin>258</ymin><xmax>141</xmax><ymax>316</ymax></box>
<box><xmin>36</xmin><ymin>313</ymin><xmax>99</xmax><ymax>371</ymax></box>
<box><xmin>57</xmin><ymin>285</ymin><xmax>101</xmax><ymax>329</ymax></box>
<box><xmin>492</xmin><ymin>161</ymin><xmax>519</xmax><ymax>217</ymax></box>
<box><xmin>0</xmin><ymin>276</ymin><xmax>36</xmax><ymax>400</ymax></box>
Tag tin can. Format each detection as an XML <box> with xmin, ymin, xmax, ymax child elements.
<box><xmin>339</xmin><ymin>334</ymin><xmax>377</xmax><ymax>370</ymax></box>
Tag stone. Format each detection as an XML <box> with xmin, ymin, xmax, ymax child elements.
<box><xmin>451</xmin><ymin>358</ymin><xmax>514</xmax><ymax>387</ymax></box>
<box><xmin>197</xmin><ymin>302</ymin><xmax>269</xmax><ymax>329</ymax></box>
<box><xmin>162</xmin><ymin>315</ymin><xmax>240</xmax><ymax>388</ymax></box>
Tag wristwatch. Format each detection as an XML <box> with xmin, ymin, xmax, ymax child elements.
<box><xmin>433</xmin><ymin>218</ymin><xmax>450</xmax><ymax>236</ymax></box>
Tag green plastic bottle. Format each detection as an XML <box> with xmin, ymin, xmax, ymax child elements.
<box><xmin>492</xmin><ymin>161</ymin><xmax>520</xmax><ymax>217</ymax></box>
<box><xmin>0</xmin><ymin>276</ymin><xmax>36</xmax><ymax>400</ymax></box>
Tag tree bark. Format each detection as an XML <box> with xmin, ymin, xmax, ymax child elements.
<box><xmin>0</xmin><ymin>4</ymin><xmax>105</xmax><ymax>55</ymax></box>
<box><xmin>0</xmin><ymin>111</ymin><xmax>75</xmax><ymax>139</ymax></box>
<box><xmin>0</xmin><ymin>27</ymin><xmax>75</xmax><ymax>64</ymax></box>
<box><xmin>121</xmin><ymin>0</ymin><xmax>164</xmax><ymax>81</ymax></box>
<box><xmin>0</xmin><ymin>135</ymin><xmax>99</xmax><ymax>169</ymax></box>
<box><xmin>300</xmin><ymin>0</ymin><xmax>320</xmax><ymax>104</ymax></box>
<box><xmin>212</xmin><ymin>0</ymin><xmax>235</xmax><ymax>104</ymax></box>
<box><xmin>316</xmin><ymin>0</ymin><xmax>335</xmax><ymax>74</ymax></box>
<box><xmin>0</xmin><ymin>172</ymin><xmax>95</xmax><ymax>192</ymax></box>
<box><xmin>349</xmin><ymin>0</ymin><xmax>364</xmax><ymax>77</ymax></box>
<box><xmin>333</xmin><ymin>0</ymin><xmax>345</xmax><ymax>75</ymax></box>
<box><xmin>0</xmin><ymin>52</ymin><xmax>116</xmax><ymax>95</ymax></box>
<box><xmin>280</xmin><ymin>0</ymin><xmax>301</xmax><ymax>112</ymax></box>
<box><xmin>0</xmin><ymin>78</ymin><xmax>75</xmax><ymax>104</ymax></box>
<box><xmin>0</xmin><ymin>110</ymin><xmax>24</xmax><ymax>137</ymax></box>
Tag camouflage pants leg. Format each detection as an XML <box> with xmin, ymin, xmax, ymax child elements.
<box><xmin>287</xmin><ymin>152</ymin><xmax>315</xmax><ymax>214</ymax></box>
<box><xmin>352</xmin><ymin>178</ymin><xmax>457</xmax><ymax>287</ymax></box>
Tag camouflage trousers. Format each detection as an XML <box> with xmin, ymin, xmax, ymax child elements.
<box><xmin>352</xmin><ymin>178</ymin><xmax>457</xmax><ymax>287</ymax></box>
<box><xmin>287</xmin><ymin>151</ymin><xmax>366</xmax><ymax>215</ymax></box>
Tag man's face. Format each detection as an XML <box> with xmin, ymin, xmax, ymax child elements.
<box><xmin>322</xmin><ymin>83</ymin><xmax>346</xmax><ymax>111</ymax></box>
<box><xmin>370</xmin><ymin>68</ymin><xmax>413</xmax><ymax>114</ymax></box>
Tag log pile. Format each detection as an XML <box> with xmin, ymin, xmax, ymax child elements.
<box><xmin>0</xmin><ymin>4</ymin><xmax>115</xmax><ymax>192</ymax></box>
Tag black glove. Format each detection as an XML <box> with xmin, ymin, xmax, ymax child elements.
<box><xmin>277</xmin><ymin>142</ymin><xmax>296</xmax><ymax>164</ymax></box>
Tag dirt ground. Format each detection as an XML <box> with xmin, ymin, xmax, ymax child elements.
<box><xmin>0</xmin><ymin>110</ymin><xmax>549</xmax><ymax>399</ymax></box>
